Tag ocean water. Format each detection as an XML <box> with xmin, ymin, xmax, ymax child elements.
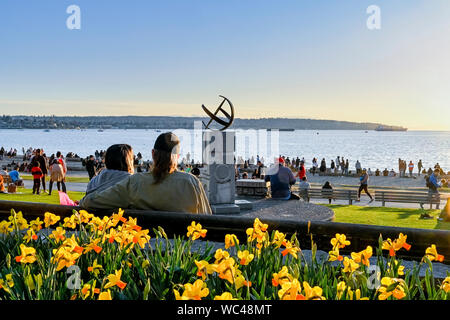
<box><xmin>0</xmin><ymin>129</ymin><xmax>449</xmax><ymax>171</ymax></box>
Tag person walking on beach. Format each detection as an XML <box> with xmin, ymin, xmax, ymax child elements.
<box><xmin>408</xmin><ymin>161</ymin><xmax>414</xmax><ymax>177</ymax></box>
<box><xmin>31</xmin><ymin>161</ymin><xmax>43</xmax><ymax>195</ymax></box>
<box><xmin>345</xmin><ymin>159</ymin><xmax>349</xmax><ymax>176</ymax></box>
<box><xmin>355</xmin><ymin>160</ymin><xmax>362</xmax><ymax>175</ymax></box>
<box><xmin>357</xmin><ymin>169</ymin><xmax>374</xmax><ymax>203</ymax></box>
<box><xmin>296</xmin><ymin>161</ymin><xmax>306</xmax><ymax>181</ymax></box>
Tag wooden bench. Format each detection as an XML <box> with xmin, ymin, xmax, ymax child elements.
<box><xmin>300</xmin><ymin>188</ymin><xmax>360</xmax><ymax>205</ymax></box>
<box><xmin>375</xmin><ymin>190</ymin><xmax>442</xmax><ymax>209</ymax></box>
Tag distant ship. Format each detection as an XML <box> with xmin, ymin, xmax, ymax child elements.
<box><xmin>267</xmin><ymin>128</ymin><xmax>295</xmax><ymax>132</ymax></box>
<box><xmin>375</xmin><ymin>125</ymin><xmax>407</xmax><ymax>132</ymax></box>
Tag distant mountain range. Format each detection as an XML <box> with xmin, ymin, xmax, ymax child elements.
<box><xmin>0</xmin><ymin>115</ymin><xmax>408</xmax><ymax>131</ymax></box>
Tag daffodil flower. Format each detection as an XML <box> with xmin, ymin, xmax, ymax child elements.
<box><xmin>186</xmin><ymin>221</ymin><xmax>207</xmax><ymax>240</ymax></box>
<box><xmin>224</xmin><ymin>234</ymin><xmax>239</xmax><ymax>249</ymax></box>
<box><xmin>195</xmin><ymin>260</ymin><xmax>217</xmax><ymax>280</ymax></box>
<box><xmin>441</xmin><ymin>276</ymin><xmax>450</xmax><ymax>293</ymax></box>
<box><xmin>44</xmin><ymin>212</ymin><xmax>60</xmax><ymax>228</ymax></box>
<box><xmin>87</xmin><ymin>259</ymin><xmax>103</xmax><ymax>277</ymax></box>
<box><xmin>330</xmin><ymin>234</ymin><xmax>350</xmax><ymax>250</ymax></box>
<box><xmin>302</xmin><ymin>281</ymin><xmax>326</xmax><ymax>300</ymax></box>
<box><xmin>174</xmin><ymin>279</ymin><xmax>209</xmax><ymax>300</ymax></box>
<box><xmin>98</xmin><ymin>290</ymin><xmax>113</xmax><ymax>300</ymax></box>
<box><xmin>377</xmin><ymin>277</ymin><xmax>406</xmax><ymax>300</ymax></box>
<box><xmin>104</xmin><ymin>269</ymin><xmax>127</xmax><ymax>290</ymax></box>
<box><xmin>278</xmin><ymin>279</ymin><xmax>304</xmax><ymax>300</ymax></box>
<box><xmin>281</xmin><ymin>241</ymin><xmax>300</xmax><ymax>259</ymax></box>
<box><xmin>214</xmin><ymin>292</ymin><xmax>237</xmax><ymax>300</ymax></box>
<box><xmin>237</xmin><ymin>250</ymin><xmax>254</xmax><ymax>266</ymax></box>
<box><xmin>342</xmin><ymin>257</ymin><xmax>359</xmax><ymax>273</ymax></box>
<box><xmin>272</xmin><ymin>266</ymin><xmax>293</xmax><ymax>287</ymax></box>
<box><xmin>350</xmin><ymin>246</ymin><xmax>372</xmax><ymax>266</ymax></box>
<box><xmin>15</xmin><ymin>244</ymin><xmax>37</xmax><ymax>264</ymax></box>
<box><xmin>424</xmin><ymin>245</ymin><xmax>444</xmax><ymax>262</ymax></box>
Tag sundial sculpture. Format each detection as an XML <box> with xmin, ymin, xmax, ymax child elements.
<box><xmin>202</xmin><ymin>95</ymin><xmax>235</xmax><ymax>131</ymax></box>
<box><xmin>200</xmin><ymin>95</ymin><xmax>241</xmax><ymax>214</ymax></box>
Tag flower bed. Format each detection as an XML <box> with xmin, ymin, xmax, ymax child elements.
<box><xmin>0</xmin><ymin>209</ymin><xmax>448</xmax><ymax>300</ymax></box>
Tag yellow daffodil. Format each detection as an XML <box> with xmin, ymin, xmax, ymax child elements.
<box><xmin>214</xmin><ymin>292</ymin><xmax>237</xmax><ymax>300</ymax></box>
<box><xmin>278</xmin><ymin>279</ymin><xmax>304</xmax><ymax>300</ymax></box>
<box><xmin>15</xmin><ymin>244</ymin><xmax>36</xmax><ymax>264</ymax></box>
<box><xmin>281</xmin><ymin>240</ymin><xmax>300</xmax><ymax>259</ymax></box>
<box><xmin>272</xmin><ymin>266</ymin><xmax>293</xmax><ymax>287</ymax></box>
<box><xmin>217</xmin><ymin>258</ymin><xmax>237</xmax><ymax>284</ymax></box>
<box><xmin>272</xmin><ymin>230</ymin><xmax>286</xmax><ymax>248</ymax></box>
<box><xmin>336</xmin><ymin>281</ymin><xmax>347</xmax><ymax>299</ymax></box>
<box><xmin>63</xmin><ymin>215</ymin><xmax>78</xmax><ymax>229</ymax></box>
<box><xmin>49</xmin><ymin>227</ymin><xmax>66</xmax><ymax>244</ymax></box>
<box><xmin>175</xmin><ymin>279</ymin><xmax>209</xmax><ymax>300</ymax></box>
<box><xmin>237</xmin><ymin>250</ymin><xmax>254</xmax><ymax>266</ymax></box>
<box><xmin>186</xmin><ymin>221</ymin><xmax>207</xmax><ymax>240</ymax></box>
<box><xmin>441</xmin><ymin>277</ymin><xmax>450</xmax><ymax>293</ymax></box>
<box><xmin>104</xmin><ymin>269</ymin><xmax>127</xmax><ymax>290</ymax></box>
<box><xmin>224</xmin><ymin>234</ymin><xmax>239</xmax><ymax>249</ymax></box>
<box><xmin>0</xmin><ymin>274</ymin><xmax>14</xmax><ymax>293</ymax></box>
<box><xmin>98</xmin><ymin>290</ymin><xmax>113</xmax><ymax>300</ymax></box>
<box><xmin>84</xmin><ymin>238</ymin><xmax>102</xmax><ymax>254</ymax></box>
<box><xmin>44</xmin><ymin>212</ymin><xmax>60</xmax><ymax>228</ymax></box>
<box><xmin>23</xmin><ymin>229</ymin><xmax>38</xmax><ymax>243</ymax></box>
<box><xmin>87</xmin><ymin>259</ymin><xmax>103</xmax><ymax>277</ymax></box>
<box><xmin>348</xmin><ymin>288</ymin><xmax>369</xmax><ymax>300</ymax></box>
<box><xmin>377</xmin><ymin>277</ymin><xmax>406</xmax><ymax>300</ymax></box>
<box><xmin>383</xmin><ymin>234</ymin><xmax>412</xmax><ymax>257</ymax></box>
<box><xmin>81</xmin><ymin>281</ymin><xmax>101</xmax><ymax>299</ymax></box>
<box><xmin>328</xmin><ymin>248</ymin><xmax>343</xmax><ymax>262</ymax></box>
<box><xmin>342</xmin><ymin>257</ymin><xmax>359</xmax><ymax>273</ymax></box>
<box><xmin>234</xmin><ymin>275</ymin><xmax>252</xmax><ymax>290</ymax></box>
<box><xmin>214</xmin><ymin>249</ymin><xmax>230</xmax><ymax>264</ymax></box>
<box><xmin>29</xmin><ymin>218</ymin><xmax>43</xmax><ymax>232</ymax></box>
<box><xmin>131</xmin><ymin>229</ymin><xmax>151</xmax><ymax>249</ymax></box>
<box><xmin>351</xmin><ymin>246</ymin><xmax>372</xmax><ymax>266</ymax></box>
<box><xmin>330</xmin><ymin>234</ymin><xmax>350</xmax><ymax>250</ymax></box>
<box><xmin>111</xmin><ymin>209</ymin><xmax>127</xmax><ymax>226</ymax></box>
<box><xmin>195</xmin><ymin>260</ymin><xmax>217</xmax><ymax>280</ymax></box>
<box><xmin>0</xmin><ymin>221</ymin><xmax>13</xmax><ymax>234</ymax></box>
<box><xmin>78</xmin><ymin>210</ymin><xmax>94</xmax><ymax>224</ymax></box>
<box><xmin>424</xmin><ymin>245</ymin><xmax>444</xmax><ymax>262</ymax></box>
<box><xmin>302</xmin><ymin>281</ymin><xmax>326</xmax><ymax>300</ymax></box>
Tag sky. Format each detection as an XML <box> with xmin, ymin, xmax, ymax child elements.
<box><xmin>0</xmin><ymin>0</ymin><xmax>449</xmax><ymax>130</ymax></box>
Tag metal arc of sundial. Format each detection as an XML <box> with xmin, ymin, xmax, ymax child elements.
<box><xmin>202</xmin><ymin>95</ymin><xmax>235</xmax><ymax>131</ymax></box>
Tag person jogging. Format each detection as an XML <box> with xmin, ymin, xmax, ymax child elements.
<box><xmin>357</xmin><ymin>168</ymin><xmax>374</xmax><ymax>203</ymax></box>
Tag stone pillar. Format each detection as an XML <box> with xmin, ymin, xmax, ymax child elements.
<box><xmin>200</xmin><ymin>130</ymin><xmax>240</xmax><ymax>214</ymax></box>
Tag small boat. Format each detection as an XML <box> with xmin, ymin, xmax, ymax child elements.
<box><xmin>156</xmin><ymin>129</ymin><xmax>161</xmax><ymax>132</ymax></box>
<box><xmin>44</xmin><ymin>129</ymin><xmax>50</xmax><ymax>132</ymax></box>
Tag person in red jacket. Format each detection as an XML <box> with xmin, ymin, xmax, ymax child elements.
<box><xmin>31</xmin><ymin>161</ymin><xmax>43</xmax><ymax>195</ymax></box>
<box><xmin>296</xmin><ymin>161</ymin><xmax>306</xmax><ymax>181</ymax></box>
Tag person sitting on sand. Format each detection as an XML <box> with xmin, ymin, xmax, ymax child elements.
<box><xmin>85</xmin><ymin>144</ymin><xmax>134</xmax><ymax>195</ymax></box>
<box><xmin>80</xmin><ymin>132</ymin><xmax>212</xmax><ymax>214</ymax></box>
<box><xmin>383</xmin><ymin>168</ymin><xmax>389</xmax><ymax>176</ymax></box>
<box><xmin>265</xmin><ymin>157</ymin><xmax>299</xmax><ymax>200</ymax></box>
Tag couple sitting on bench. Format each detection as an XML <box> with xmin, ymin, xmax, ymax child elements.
<box><xmin>79</xmin><ymin>132</ymin><xmax>212</xmax><ymax>215</ymax></box>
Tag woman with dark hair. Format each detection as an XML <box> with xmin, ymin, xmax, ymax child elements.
<box><xmin>48</xmin><ymin>159</ymin><xmax>66</xmax><ymax>195</ymax></box>
<box><xmin>321</xmin><ymin>181</ymin><xmax>333</xmax><ymax>204</ymax></box>
<box><xmin>80</xmin><ymin>133</ymin><xmax>211</xmax><ymax>214</ymax></box>
<box><xmin>85</xmin><ymin>144</ymin><xmax>134</xmax><ymax>195</ymax></box>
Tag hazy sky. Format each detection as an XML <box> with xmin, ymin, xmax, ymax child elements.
<box><xmin>0</xmin><ymin>1</ymin><xmax>449</xmax><ymax>130</ymax></box>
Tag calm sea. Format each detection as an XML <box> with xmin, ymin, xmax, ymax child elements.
<box><xmin>0</xmin><ymin>129</ymin><xmax>449</xmax><ymax>171</ymax></box>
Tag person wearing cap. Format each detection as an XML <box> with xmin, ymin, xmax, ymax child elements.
<box><xmin>80</xmin><ymin>132</ymin><xmax>212</xmax><ymax>214</ymax></box>
<box><xmin>264</xmin><ymin>157</ymin><xmax>299</xmax><ymax>200</ymax></box>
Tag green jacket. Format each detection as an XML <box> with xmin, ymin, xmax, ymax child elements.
<box><xmin>79</xmin><ymin>171</ymin><xmax>212</xmax><ymax>214</ymax></box>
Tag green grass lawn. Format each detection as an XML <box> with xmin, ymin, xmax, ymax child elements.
<box><xmin>327</xmin><ymin>204</ymin><xmax>450</xmax><ymax>231</ymax></box>
<box><xmin>0</xmin><ymin>188</ymin><xmax>85</xmax><ymax>205</ymax></box>
<box><xmin>21</xmin><ymin>175</ymin><xmax>89</xmax><ymax>183</ymax></box>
